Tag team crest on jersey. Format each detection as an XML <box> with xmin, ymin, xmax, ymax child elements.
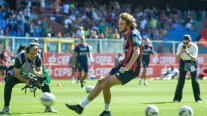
<box><xmin>116</xmin><ymin>72</ymin><xmax>120</xmax><ymax>77</ymax></box>
<box><xmin>132</xmin><ymin>37</ymin><xmax>138</xmax><ymax>43</ymax></box>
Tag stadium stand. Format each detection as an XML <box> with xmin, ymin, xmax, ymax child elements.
<box><xmin>1</xmin><ymin>0</ymin><xmax>206</xmax><ymax>42</ymax></box>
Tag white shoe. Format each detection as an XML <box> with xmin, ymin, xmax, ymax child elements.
<box><xmin>0</xmin><ymin>106</ymin><xmax>11</xmax><ymax>114</ymax></box>
<box><xmin>144</xmin><ymin>81</ymin><xmax>148</xmax><ymax>86</ymax></box>
<box><xmin>196</xmin><ymin>100</ymin><xmax>202</xmax><ymax>103</ymax></box>
<box><xmin>173</xmin><ymin>100</ymin><xmax>180</xmax><ymax>103</ymax></box>
<box><xmin>71</xmin><ymin>80</ymin><xmax>75</xmax><ymax>84</ymax></box>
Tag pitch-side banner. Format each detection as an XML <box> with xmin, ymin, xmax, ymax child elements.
<box><xmin>43</xmin><ymin>53</ymin><xmax>207</xmax><ymax>79</ymax></box>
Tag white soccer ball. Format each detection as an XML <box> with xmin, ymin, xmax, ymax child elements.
<box><xmin>40</xmin><ymin>92</ymin><xmax>56</xmax><ymax>107</ymax></box>
<box><xmin>179</xmin><ymin>106</ymin><xmax>193</xmax><ymax>116</ymax></box>
<box><xmin>145</xmin><ymin>105</ymin><xmax>159</xmax><ymax>116</ymax></box>
<box><xmin>85</xmin><ymin>85</ymin><xmax>94</xmax><ymax>93</ymax></box>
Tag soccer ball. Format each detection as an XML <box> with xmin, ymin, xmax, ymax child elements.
<box><xmin>85</xmin><ymin>85</ymin><xmax>94</xmax><ymax>93</ymax></box>
<box><xmin>179</xmin><ymin>106</ymin><xmax>193</xmax><ymax>116</ymax></box>
<box><xmin>145</xmin><ymin>105</ymin><xmax>159</xmax><ymax>116</ymax></box>
<box><xmin>40</xmin><ymin>92</ymin><xmax>56</xmax><ymax>107</ymax></box>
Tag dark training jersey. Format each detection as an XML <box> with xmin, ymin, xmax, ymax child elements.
<box><xmin>142</xmin><ymin>44</ymin><xmax>153</xmax><ymax>62</ymax></box>
<box><xmin>14</xmin><ymin>51</ymin><xmax>42</xmax><ymax>78</ymax></box>
<box><xmin>74</xmin><ymin>43</ymin><xmax>90</xmax><ymax>64</ymax></box>
<box><xmin>15</xmin><ymin>52</ymin><xmax>42</xmax><ymax>69</ymax></box>
<box><xmin>122</xmin><ymin>28</ymin><xmax>142</xmax><ymax>72</ymax></box>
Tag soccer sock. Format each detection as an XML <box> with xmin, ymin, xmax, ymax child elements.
<box><xmin>104</xmin><ymin>104</ymin><xmax>110</xmax><ymax>111</ymax></box>
<box><xmin>71</xmin><ymin>76</ymin><xmax>74</xmax><ymax>80</ymax></box>
<box><xmin>79</xmin><ymin>98</ymin><xmax>90</xmax><ymax>108</ymax></box>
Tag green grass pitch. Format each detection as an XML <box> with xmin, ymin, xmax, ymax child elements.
<box><xmin>0</xmin><ymin>79</ymin><xmax>207</xmax><ymax>116</ymax></box>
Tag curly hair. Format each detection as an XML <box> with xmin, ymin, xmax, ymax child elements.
<box><xmin>119</xmin><ymin>12</ymin><xmax>137</xmax><ymax>28</ymax></box>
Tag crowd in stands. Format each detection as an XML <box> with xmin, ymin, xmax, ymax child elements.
<box><xmin>54</xmin><ymin>0</ymin><xmax>198</xmax><ymax>40</ymax></box>
<box><xmin>0</xmin><ymin>3</ymin><xmax>51</xmax><ymax>37</ymax></box>
<box><xmin>0</xmin><ymin>0</ymin><xmax>201</xmax><ymax>40</ymax></box>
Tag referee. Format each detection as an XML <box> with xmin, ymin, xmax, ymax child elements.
<box><xmin>173</xmin><ymin>35</ymin><xmax>202</xmax><ymax>103</ymax></box>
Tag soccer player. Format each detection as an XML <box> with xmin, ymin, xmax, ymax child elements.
<box><xmin>139</xmin><ymin>38</ymin><xmax>154</xmax><ymax>86</ymax></box>
<box><xmin>66</xmin><ymin>12</ymin><xmax>142</xmax><ymax>116</ymax></box>
<box><xmin>74</xmin><ymin>33</ymin><xmax>93</xmax><ymax>88</ymax></box>
<box><xmin>0</xmin><ymin>43</ymin><xmax>57</xmax><ymax>114</ymax></box>
<box><xmin>0</xmin><ymin>46</ymin><xmax>8</xmax><ymax>83</ymax></box>
<box><xmin>69</xmin><ymin>50</ymin><xmax>77</xmax><ymax>83</ymax></box>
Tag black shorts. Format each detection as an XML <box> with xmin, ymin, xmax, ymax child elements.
<box><xmin>142</xmin><ymin>60</ymin><xmax>149</xmax><ymax>68</ymax></box>
<box><xmin>78</xmin><ymin>63</ymin><xmax>88</xmax><ymax>73</ymax></box>
<box><xmin>109</xmin><ymin>65</ymin><xmax>140</xmax><ymax>85</ymax></box>
<box><xmin>0</xmin><ymin>66</ymin><xmax>7</xmax><ymax>71</ymax></box>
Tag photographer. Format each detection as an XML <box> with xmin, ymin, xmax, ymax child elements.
<box><xmin>0</xmin><ymin>43</ymin><xmax>57</xmax><ymax>114</ymax></box>
<box><xmin>173</xmin><ymin>35</ymin><xmax>202</xmax><ymax>103</ymax></box>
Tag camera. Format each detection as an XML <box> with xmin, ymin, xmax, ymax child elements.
<box><xmin>183</xmin><ymin>45</ymin><xmax>186</xmax><ymax>49</ymax></box>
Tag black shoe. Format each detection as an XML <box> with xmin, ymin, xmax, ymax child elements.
<box><xmin>81</xmin><ymin>81</ymin><xmax>84</xmax><ymax>88</ymax></box>
<box><xmin>65</xmin><ymin>104</ymin><xmax>83</xmax><ymax>114</ymax></box>
<box><xmin>99</xmin><ymin>111</ymin><xmax>112</xmax><ymax>116</ymax></box>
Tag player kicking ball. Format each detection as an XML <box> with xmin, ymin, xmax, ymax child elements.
<box><xmin>65</xmin><ymin>12</ymin><xmax>142</xmax><ymax>116</ymax></box>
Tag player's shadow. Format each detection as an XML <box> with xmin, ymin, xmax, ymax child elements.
<box><xmin>141</xmin><ymin>102</ymin><xmax>172</xmax><ymax>104</ymax></box>
<box><xmin>12</xmin><ymin>111</ymin><xmax>47</xmax><ymax>115</ymax></box>
<box><xmin>141</xmin><ymin>101</ymin><xmax>193</xmax><ymax>104</ymax></box>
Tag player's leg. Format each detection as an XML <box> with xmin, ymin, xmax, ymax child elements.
<box><xmin>0</xmin><ymin>75</ymin><xmax>20</xmax><ymax>114</ymax></box>
<box><xmin>173</xmin><ymin>68</ymin><xmax>187</xmax><ymax>102</ymax></box>
<box><xmin>99</xmin><ymin>70</ymin><xmax>138</xmax><ymax>116</ymax></box>
<box><xmin>81</xmin><ymin>63</ymin><xmax>89</xmax><ymax>88</ymax></box>
<box><xmin>65</xmin><ymin>66</ymin><xmax>121</xmax><ymax>114</ymax></box>
<box><xmin>190</xmin><ymin>68</ymin><xmax>202</xmax><ymax>102</ymax></box>
<box><xmin>103</xmin><ymin>75</ymin><xmax>121</xmax><ymax>104</ymax></box>
<box><xmin>141</xmin><ymin>68</ymin><xmax>146</xmax><ymax>85</ymax></box>
<box><xmin>71</xmin><ymin>67</ymin><xmax>75</xmax><ymax>83</ymax></box>
<box><xmin>140</xmin><ymin>61</ymin><xmax>147</xmax><ymax>85</ymax></box>
<box><xmin>87</xmin><ymin>75</ymin><xmax>111</xmax><ymax>101</ymax></box>
<box><xmin>83</xmin><ymin>62</ymin><xmax>88</xmax><ymax>80</ymax></box>
<box><xmin>78</xmin><ymin>64</ymin><xmax>84</xmax><ymax>88</ymax></box>
<box><xmin>99</xmin><ymin>75</ymin><xmax>121</xmax><ymax>116</ymax></box>
<box><xmin>65</xmin><ymin>74</ymin><xmax>112</xmax><ymax>114</ymax></box>
<box><xmin>79</xmin><ymin>71</ymin><xmax>84</xmax><ymax>88</ymax></box>
<box><xmin>143</xmin><ymin>61</ymin><xmax>149</xmax><ymax>86</ymax></box>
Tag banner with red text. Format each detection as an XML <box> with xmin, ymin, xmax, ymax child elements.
<box><xmin>43</xmin><ymin>53</ymin><xmax>207</xmax><ymax>79</ymax></box>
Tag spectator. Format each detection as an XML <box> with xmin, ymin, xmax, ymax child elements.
<box><xmin>161</xmin><ymin>66</ymin><xmax>179</xmax><ymax>80</ymax></box>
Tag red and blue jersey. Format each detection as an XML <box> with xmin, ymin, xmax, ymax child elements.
<box><xmin>122</xmin><ymin>28</ymin><xmax>142</xmax><ymax>72</ymax></box>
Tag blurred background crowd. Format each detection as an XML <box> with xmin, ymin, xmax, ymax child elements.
<box><xmin>0</xmin><ymin>0</ymin><xmax>207</xmax><ymax>42</ymax></box>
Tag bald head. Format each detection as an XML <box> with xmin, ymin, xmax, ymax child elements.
<box><xmin>144</xmin><ymin>38</ymin><xmax>150</xmax><ymax>45</ymax></box>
